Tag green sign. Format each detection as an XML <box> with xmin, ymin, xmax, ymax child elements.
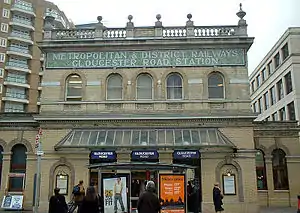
<box><xmin>46</xmin><ymin>48</ymin><xmax>245</xmax><ymax>69</ymax></box>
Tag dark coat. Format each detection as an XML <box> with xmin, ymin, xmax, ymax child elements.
<box><xmin>137</xmin><ymin>189</ymin><xmax>161</xmax><ymax>213</ymax></box>
<box><xmin>79</xmin><ymin>197</ymin><xmax>99</xmax><ymax>213</ymax></box>
<box><xmin>48</xmin><ymin>194</ymin><xmax>68</xmax><ymax>213</ymax></box>
<box><xmin>213</xmin><ymin>187</ymin><xmax>224</xmax><ymax>212</ymax></box>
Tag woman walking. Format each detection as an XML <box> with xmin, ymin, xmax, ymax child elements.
<box><xmin>79</xmin><ymin>186</ymin><xmax>103</xmax><ymax>213</ymax></box>
<box><xmin>213</xmin><ymin>183</ymin><xmax>224</xmax><ymax>213</ymax></box>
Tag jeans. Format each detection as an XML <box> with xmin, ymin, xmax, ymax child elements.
<box><xmin>114</xmin><ymin>194</ymin><xmax>125</xmax><ymax>212</ymax></box>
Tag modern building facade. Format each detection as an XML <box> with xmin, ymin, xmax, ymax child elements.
<box><xmin>249</xmin><ymin>28</ymin><xmax>300</xmax><ymax>122</ymax></box>
<box><xmin>0</xmin><ymin>0</ymin><xmax>71</xmax><ymax>113</ymax></box>
<box><xmin>0</xmin><ymin>4</ymin><xmax>299</xmax><ymax>213</ymax></box>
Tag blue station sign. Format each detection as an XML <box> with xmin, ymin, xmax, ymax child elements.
<box><xmin>131</xmin><ymin>150</ymin><xmax>159</xmax><ymax>160</ymax></box>
<box><xmin>90</xmin><ymin>151</ymin><xmax>117</xmax><ymax>160</ymax></box>
<box><xmin>173</xmin><ymin>150</ymin><xmax>200</xmax><ymax>159</ymax></box>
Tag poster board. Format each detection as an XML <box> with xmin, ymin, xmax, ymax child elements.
<box><xmin>1</xmin><ymin>194</ymin><xmax>24</xmax><ymax>210</ymax></box>
<box><xmin>159</xmin><ymin>174</ymin><xmax>186</xmax><ymax>213</ymax></box>
<box><xmin>56</xmin><ymin>174</ymin><xmax>69</xmax><ymax>195</ymax></box>
<box><xmin>103</xmin><ymin>177</ymin><xmax>128</xmax><ymax>213</ymax></box>
<box><xmin>222</xmin><ymin>174</ymin><xmax>236</xmax><ymax>195</ymax></box>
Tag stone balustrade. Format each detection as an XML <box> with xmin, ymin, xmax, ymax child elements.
<box><xmin>43</xmin><ymin>4</ymin><xmax>248</xmax><ymax>41</ymax></box>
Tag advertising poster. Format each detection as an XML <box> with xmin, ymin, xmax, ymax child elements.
<box><xmin>159</xmin><ymin>174</ymin><xmax>186</xmax><ymax>213</ymax></box>
<box><xmin>103</xmin><ymin>177</ymin><xmax>128</xmax><ymax>213</ymax></box>
<box><xmin>1</xmin><ymin>195</ymin><xmax>23</xmax><ymax>210</ymax></box>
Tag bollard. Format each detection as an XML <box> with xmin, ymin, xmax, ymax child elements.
<box><xmin>298</xmin><ymin>195</ymin><xmax>300</xmax><ymax>213</ymax></box>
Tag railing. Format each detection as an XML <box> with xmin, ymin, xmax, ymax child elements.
<box><xmin>10</xmin><ymin>31</ymin><xmax>32</xmax><ymax>40</ymax></box>
<box><xmin>6</xmin><ymin>61</ymin><xmax>29</xmax><ymax>69</ymax></box>
<box><xmin>12</xmin><ymin>3</ymin><xmax>35</xmax><ymax>13</ymax></box>
<box><xmin>44</xmin><ymin>10</ymin><xmax>248</xmax><ymax>40</ymax></box>
<box><xmin>5</xmin><ymin>76</ymin><xmax>28</xmax><ymax>84</ymax></box>
<box><xmin>7</xmin><ymin>46</ymin><xmax>30</xmax><ymax>54</ymax></box>
<box><xmin>11</xmin><ymin>17</ymin><xmax>33</xmax><ymax>27</ymax></box>
<box><xmin>5</xmin><ymin>92</ymin><xmax>28</xmax><ymax>99</ymax></box>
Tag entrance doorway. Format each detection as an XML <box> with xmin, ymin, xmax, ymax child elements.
<box><xmin>173</xmin><ymin>150</ymin><xmax>202</xmax><ymax>213</ymax></box>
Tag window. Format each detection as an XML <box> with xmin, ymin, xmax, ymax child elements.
<box><xmin>256</xmin><ymin>150</ymin><xmax>267</xmax><ymax>190</ymax></box>
<box><xmin>284</xmin><ymin>72</ymin><xmax>293</xmax><ymax>95</ymax></box>
<box><xmin>279</xmin><ymin>107</ymin><xmax>286</xmax><ymax>121</ymax></box>
<box><xmin>256</xmin><ymin>74</ymin><xmax>261</xmax><ymax>87</ymax></box>
<box><xmin>262</xmin><ymin>68</ymin><xmax>267</xmax><ymax>81</ymax></box>
<box><xmin>268</xmin><ymin>62</ymin><xmax>274</xmax><ymax>74</ymax></box>
<box><xmin>136</xmin><ymin>74</ymin><xmax>153</xmax><ymax>100</ymax></box>
<box><xmin>251</xmin><ymin>80</ymin><xmax>255</xmax><ymax>93</ymax></box>
<box><xmin>276</xmin><ymin>80</ymin><xmax>284</xmax><ymax>100</ymax></box>
<box><xmin>282</xmin><ymin>43</ymin><xmax>289</xmax><ymax>61</ymax></box>
<box><xmin>4</xmin><ymin>0</ymin><xmax>11</xmax><ymax>4</ymax></box>
<box><xmin>258</xmin><ymin>97</ymin><xmax>262</xmax><ymax>113</ymax></box>
<box><xmin>287</xmin><ymin>102</ymin><xmax>295</xmax><ymax>120</ymax></box>
<box><xmin>166</xmin><ymin>73</ymin><xmax>183</xmax><ymax>100</ymax></box>
<box><xmin>6</xmin><ymin>87</ymin><xmax>26</xmax><ymax>99</ymax></box>
<box><xmin>106</xmin><ymin>74</ymin><xmax>122</xmax><ymax>100</ymax></box>
<box><xmin>0</xmin><ymin>53</ymin><xmax>5</xmax><ymax>63</ymax></box>
<box><xmin>0</xmin><ymin>68</ymin><xmax>3</xmax><ymax>78</ymax></box>
<box><xmin>272</xmin><ymin>149</ymin><xmax>289</xmax><ymax>190</ymax></box>
<box><xmin>2</xmin><ymin>9</ymin><xmax>10</xmax><ymax>18</ymax></box>
<box><xmin>263</xmin><ymin>92</ymin><xmax>269</xmax><ymax>110</ymax></box>
<box><xmin>1</xmin><ymin>23</ymin><xmax>8</xmax><ymax>33</ymax></box>
<box><xmin>208</xmin><ymin>72</ymin><xmax>224</xmax><ymax>99</ymax></box>
<box><xmin>65</xmin><ymin>74</ymin><xmax>82</xmax><ymax>101</ymax></box>
<box><xmin>253</xmin><ymin>101</ymin><xmax>258</xmax><ymax>113</ymax></box>
<box><xmin>272</xmin><ymin>112</ymin><xmax>278</xmax><ymax>121</ymax></box>
<box><xmin>274</xmin><ymin>53</ymin><xmax>280</xmax><ymax>68</ymax></box>
<box><xmin>0</xmin><ymin>38</ymin><xmax>7</xmax><ymax>47</ymax></box>
<box><xmin>270</xmin><ymin>86</ymin><xmax>276</xmax><ymax>105</ymax></box>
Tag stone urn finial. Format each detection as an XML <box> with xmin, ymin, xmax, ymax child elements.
<box><xmin>97</xmin><ymin>16</ymin><xmax>102</xmax><ymax>23</ymax></box>
<box><xmin>236</xmin><ymin>3</ymin><xmax>246</xmax><ymax>20</ymax></box>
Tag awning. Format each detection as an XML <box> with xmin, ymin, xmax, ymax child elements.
<box><xmin>88</xmin><ymin>162</ymin><xmax>197</xmax><ymax>170</ymax></box>
<box><xmin>54</xmin><ymin>127</ymin><xmax>235</xmax><ymax>150</ymax></box>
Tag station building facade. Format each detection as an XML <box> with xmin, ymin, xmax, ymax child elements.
<box><xmin>0</xmin><ymin>5</ymin><xmax>299</xmax><ymax>213</ymax></box>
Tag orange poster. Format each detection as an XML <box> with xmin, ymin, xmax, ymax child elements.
<box><xmin>159</xmin><ymin>174</ymin><xmax>185</xmax><ymax>213</ymax></box>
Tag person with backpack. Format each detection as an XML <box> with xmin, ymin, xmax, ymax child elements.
<box><xmin>49</xmin><ymin>188</ymin><xmax>68</xmax><ymax>213</ymax></box>
<box><xmin>72</xmin><ymin>180</ymin><xmax>85</xmax><ymax>213</ymax></box>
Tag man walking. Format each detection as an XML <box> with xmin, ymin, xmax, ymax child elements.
<box><xmin>114</xmin><ymin>177</ymin><xmax>125</xmax><ymax>213</ymax></box>
<box><xmin>72</xmin><ymin>180</ymin><xmax>85</xmax><ymax>213</ymax></box>
<box><xmin>137</xmin><ymin>181</ymin><xmax>161</xmax><ymax>213</ymax></box>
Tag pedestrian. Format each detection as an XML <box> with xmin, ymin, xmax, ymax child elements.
<box><xmin>213</xmin><ymin>183</ymin><xmax>224</xmax><ymax>213</ymax></box>
<box><xmin>72</xmin><ymin>180</ymin><xmax>85</xmax><ymax>213</ymax></box>
<box><xmin>137</xmin><ymin>181</ymin><xmax>161</xmax><ymax>213</ymax></box>
<box><xmin>48</xmin><ymin>188</ymin><xmax>68</xmax><ymax>213</ymax></box>
<box><xmin>79</xmin><ymin>186</ymin><xmax>102</xmax><ymax>213</ymax></box>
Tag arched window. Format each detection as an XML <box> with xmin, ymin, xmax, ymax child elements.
<box><xmin>106</xmin><ymin>74</ymin><xmax>123</xmax><ymax>100</ymax></box>
<box><xmin>208</xmin><ymin>72</ymin><xmax>224</xmax><ymax>99</ymax></box>
<box><xmin>272</xmin><ymin>149</ymin><xmax>289</xmax><ymax>190</ymax></box>
<box><xmin>136</xmin><ymin>74</ymin><xmax>153</xmax><ymax>100</ymax></box>
<box><xmin>10</xmin><ymin>144</ymin><xmax>27</xmax><ymax>192</ymax></box>
<box><xmin>166</xmin><ymin>73</ymin><xmax>183</xmax><ymax>100</ymax></box>
<box><xmin>65</xmin><ymin>74</ymin><xmax>82</xmax><ymax>101</ymax></box>
<box><xmin>255</xmin><ymin>149</ymin><xmax>267</xmax><ymax>190</ymax></box>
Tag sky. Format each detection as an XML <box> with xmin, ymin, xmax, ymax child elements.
<box><xmin>48</xmin><ymin>0</ymin><xmax>300</xmax><ymax>75</ymax></box>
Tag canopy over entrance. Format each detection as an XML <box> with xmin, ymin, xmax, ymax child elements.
<box><xmin>54</xmin><ymin>127</ymin><xmax>235</xmax><ymax>150</ymax></box>
<box><xmin>88</xmin><ymin>162</ymin><xmax>197</xmax><ymax>170</ymax></box>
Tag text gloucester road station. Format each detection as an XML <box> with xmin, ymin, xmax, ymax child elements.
<box><xmin>46</xmin><ymin>48</ymin><xmax>246</xmax><ymax>69</ymax></box>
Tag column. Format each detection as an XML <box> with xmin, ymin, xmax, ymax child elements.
<box><xmin>264</xmin><ymin>156</ymin><xmax>274</xmax><ymax>206</ymax></box>
<box><xmin>286</xmin><ymin>156</ymin><xmax>300</xmax><ymax>207</ymax></box>
<box><xmin>0</xmin><ymin>152</ymin><xmax>11</xmax><ymax>196</ymax></box>
<box><xmin>24</xmin><ymin>153</ymin><xmax>36</xmax><ymax>209</ymax></box>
